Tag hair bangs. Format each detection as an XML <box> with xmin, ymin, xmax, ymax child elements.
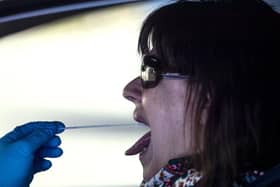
<box><xmin>137</xmin><ymin>3</ymin><xmax>197</xmax><ymax>75</ymax></box>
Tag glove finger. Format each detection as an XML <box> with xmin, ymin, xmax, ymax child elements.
<box><xmin>1</xmin><ymin>121</ymin><xmax>65</xmax><ymax>143</ymax></box>
<box><xmin>15</xmin><ymin>121</ymin><xmax>65</xmax><ymax>135</ymax></box>
<box><xmin>33</xmin><ymin>158</ymin><xmax>52</xmax><ymax>174</ymax></box>
<box><xmin>37</xmin><ymin>147</ymin><xmax>63</xmax><ymax>158</ymax></box>
<box><xmin>45</xmin><ymin>136</ymin><xmax>61</xmax><ymax>147</ymax></box>
<box><xmin>18</xmin><ymin>128</ymin><xmax>57</xmax><ymax>155</ymax></box>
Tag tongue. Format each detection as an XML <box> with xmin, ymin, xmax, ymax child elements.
<box><xmin>125</xmin><ymin>131</ymin><xmax>151</xmax><ymax>156</ymax></box>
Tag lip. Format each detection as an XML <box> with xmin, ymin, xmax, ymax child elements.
<box><xmin>133</xmin><ymin>109</ymin><xmax>149</xmax><ymax>127</ymax></box>
<box><xmin>125</xmin><ymin>109</ymin><xmax>151</xmax><ymax>156</ymax></box>
<box><xmin>139</xmin><ymin>141</ymin><xmax>150</xmax><ymax>160</ymax></box>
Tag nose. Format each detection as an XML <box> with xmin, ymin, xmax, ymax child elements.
<box><xmin>123</xmin><ymin>77</ymin><xmax>142</xmax><ymax>103</ymax></box>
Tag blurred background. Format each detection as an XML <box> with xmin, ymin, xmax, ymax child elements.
<box><xmin>0</xmin><ymin>1</ymin><xmax>166</xmax><ymax>186</ymax></box>
<box><xmin>0</xmin><ymin>0</ymin><xmax>279</xmax><ymax>186</ymax></box>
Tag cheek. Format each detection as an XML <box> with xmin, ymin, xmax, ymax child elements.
<box><xmin>142</xmin><ymin>83</ymin><xmax>196</xmax><ymax>159</ymax></box>
<box><xmin>143</xmin><ymin>88</ymin><xmax>188</xmax><ymax>148</ymax></box>
<box><xmin>142</xmin><ymin>91</ymin><xmax>170</xmax><ymax>128</ymax></box>
<box><xmin>142</xmin><ymin>83</ymin><xmax>188</xmax><ymax>134</ymax></box>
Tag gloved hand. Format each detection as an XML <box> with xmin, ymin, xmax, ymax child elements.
<box><xmin>0</xmin><ymin>121</ymin><xmax>65</xmax><ymax>187</ymax></box>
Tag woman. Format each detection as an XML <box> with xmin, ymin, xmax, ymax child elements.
<box><xmin>123</xmin><ymin>0</ymin><xmax>280</xmax><ymax>187</ymax></box>
<box><xmin>0</xmin><ymin>1</ymin><xmax>279</xmax><ymax>187</ymax></box>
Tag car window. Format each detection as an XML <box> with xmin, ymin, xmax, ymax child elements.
<box><xmin>0</xmin><ymin>1</ymin><xmax>165</xmax><ymax>187</ymax></box>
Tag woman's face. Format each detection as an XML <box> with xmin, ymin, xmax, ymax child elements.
<box><xmin>123</xmin><ymin>74</ymin><xmax>196</xmax><ymax>181</ymax></box>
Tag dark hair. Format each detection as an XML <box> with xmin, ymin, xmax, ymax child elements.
<box><xmin>138</xmin><ymin>0</ymin><xmax>280</xmax><ymax>186</ymax></box>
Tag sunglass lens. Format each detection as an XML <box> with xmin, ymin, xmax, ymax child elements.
<box><xmin>140</xmin><ymin>55</ymin><xmax>161</xmax><ymax>88</ymax></box>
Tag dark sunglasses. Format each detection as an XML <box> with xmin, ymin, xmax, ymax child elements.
<box><xmin>140</xmin><ymin>55</ymin><xmax>192</xmax><ymax>89</ymax></box>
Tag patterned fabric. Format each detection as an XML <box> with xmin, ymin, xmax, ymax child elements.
<box><xmin>140</xmin><ymin>157</ymin><xmax>202</xmax><ymax>187</ymax></box>
<box><xmin>140</xmin><ymin>157</ymin><xmax>264</xmax><ymax>187</ymax></box>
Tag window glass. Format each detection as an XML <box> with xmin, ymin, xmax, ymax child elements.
<box><xmin>0</xmin><ymin>1</ymin><xmax>165</xmax><ymax>186</ymax></box>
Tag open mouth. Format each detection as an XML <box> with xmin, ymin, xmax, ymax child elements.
<box><xmin>125</xmin><ymin>131</ymin><xmax>151</xmax><ymax>156</ymax></box>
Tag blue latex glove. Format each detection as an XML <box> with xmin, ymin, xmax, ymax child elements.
<box><xmin>0</xmin><ymin>121</ymin><xmax>65</xmax><ymax>187</ymax></box>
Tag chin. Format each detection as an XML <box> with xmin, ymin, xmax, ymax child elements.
<box><xmin>143</xmin><ymin>167</ymin><xmax>153</xmax><ymax>181</ymax></box>
<box><xmin>142</xmin><ymin>158</ymin><xmax>162</xmax><ymax>181</ymax></box>
<box><xmin>142</xmin><ymin>162</ymin><xmax>152</xmax><ymax>180</ymax></box>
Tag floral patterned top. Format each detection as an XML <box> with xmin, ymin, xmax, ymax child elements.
<box><xmin>140</xmin><ymin>157</ymin><xmax>265</xmax><ymax>187</ymax></box>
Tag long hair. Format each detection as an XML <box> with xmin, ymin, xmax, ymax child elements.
<box><xmin>137</xmin><ymin>1</ymin><xmax>280</xmax><ymax>186</ymax></box>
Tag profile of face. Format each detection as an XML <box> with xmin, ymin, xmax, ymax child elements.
<box><xmin>123</xmin><ymin>66</ymin><xmax>197</xmax><ymax>180</ymax></box>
